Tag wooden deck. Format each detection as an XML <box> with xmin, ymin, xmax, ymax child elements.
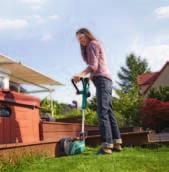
<box><xmin>0</xmin><ymin>122</ymin><xmax>169</xmax><ymax>160</ymax></box>
<box><xmin>148</xmin><ymin>132</ymin><xmax>169</xmax><ymax>144</ymax></box>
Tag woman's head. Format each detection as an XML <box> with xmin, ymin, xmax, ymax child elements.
<box><xmin>76</xmin><ymin>28</ymin><xmax>96</xmax><ymax>60</ymax></box>
<box><xmin>76</xmin><ymin>28</ymin><xmax>96</xmax><ymax>46</ymax></box>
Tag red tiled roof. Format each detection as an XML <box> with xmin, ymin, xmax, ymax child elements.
<box><xmin>137</xmin><ymin>72</ymin><xmax>159</xmax><ymax>86</ymax></box>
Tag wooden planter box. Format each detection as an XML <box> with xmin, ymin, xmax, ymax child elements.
<box><xmin>0</xmin><ymin>140</ymin><xmax>60</xmax><ymax>160</ymax></box>
<box><xmin>55</xmin><ymin>116</ymin><xmax>82</xmax><ymax>123</ymax></box>
<box><xmin>40</xmin><ymin>122</ymin><xmax>82</xmax><ymax>141</ymax></box>
<box><xmin>86</xmin><ymin>131</ymin><xmax>151</xmax><ymax>146</ymax></box>
<box><xmin>39</xmin><ymin>121</ymin><xmax>100</xmax><ymax>141</ymax></box>
<box><xmin>120</xmin><ymin>127</ymin><xmax>144</xmax><ymax>133</ymax></box>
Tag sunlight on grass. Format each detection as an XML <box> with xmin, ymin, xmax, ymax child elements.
<box><xmin>1</xmin><ymin>145</ymin><xmax>169</xmax><ymax>172</ymax></box>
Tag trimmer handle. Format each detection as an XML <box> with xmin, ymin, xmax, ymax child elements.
<box><xmin>72</xmin><ymin>77</ymin><xmax>91</xmax><ymax>109</ymax></box>
<box><xmin>71</xmin><ymin>78</ymin><xmax>81</xmax><ymax>94</ymax></box>
<box><xmin>71</xmin><ymin>78</ymin><xmax>90</xmax><ymax>94</ymax></box>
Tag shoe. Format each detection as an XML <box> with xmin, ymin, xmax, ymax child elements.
<box><xmin>112</xmin><ymin>144</ymin><xmax>122</xmax><ymax>152</ymax></box>
<box><xmin>97</xmin><ymin>148</ymin><xmax>112</xmax><ymax>155</ymax></box>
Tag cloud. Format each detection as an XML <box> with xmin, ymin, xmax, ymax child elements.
<box><xmin>32</xmin><ymin>15</ymin><xmax>45</xmax><ymax>24</ymax></box>
<box><xmin>41</xmin><ymin>33</ymin><xmax>54</xmax><ymax>41</ymax></box>
<box><xmin>142</xmin><ymin>45</ymin><xmax>169</xmax><ymax>70</ymax></box>
<box><xmin>0</xmin><ymin>18</ymin><xmax>28</xmax><ymax>30</ymax></box>
<box><xmin>25</xmin><ymin>14</ymin><xmax>60</xmax><ymax>24</ymax></box>
<box><xmin>154</xmin><ymin>6</ymin><xmax>169</xmax><ymax>19</ymax></box>
<box><xmin>130</xmin><ymin>36</ymin><xmax>143</xmax><ymax>53</ymax></box>
<box><xmin>130</xmin><ymin>37</ymin><xmax>169</xmax><ymax>71</ymax></box>
<box><xmin>48</xmin><ymin>15</ymin><xmax>61</xmax><ymax>21</ymax></box>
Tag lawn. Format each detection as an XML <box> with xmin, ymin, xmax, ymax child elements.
<box><xmin>1</xmin><ymin>145</ymin><xmax>169</xmax><ymax>172</ymax></box>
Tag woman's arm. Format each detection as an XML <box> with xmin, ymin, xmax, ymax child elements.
<box><xmin>73</xmin><ymin>67</ymin><xmax>91</xmax><ymax>82</ymax></box>
<box><xmin>73</xmin><ymin>42</ymin><xmax>99</xmax><ymax>82</ymax></box>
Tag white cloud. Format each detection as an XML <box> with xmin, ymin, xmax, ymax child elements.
<box><xmin>48</xmin><ymin>15</ymin><xmax>60</xmax><ymax>21</ymax></box>
<box><xmin>0</xmin><ymin>18</ymin><xmax>28</xmax><ymax>30</ymax></box>
<box><xmin>130</xmin><ymin>37</ymin><xmax>169</xmax><ymax>71</ymax></box>
<box><xmin>41</xmin><ymin>33</ymin><xmax>54</xmax><ymax>41</ymax></box>
<box><xmin>142</xmin><ymin>45</ymin><xmax>169</xmax><ymax>70</ymax></box>
<box><xmin>130</xmin><ymin>36</ymin><xmax>143</xmax><ymax>53</ymax></box>
<box><xmin>32</xmin><ymin>15</ymin><xmax>45</xmax><ymax>24</ymax></box>
<box><xmin>154</xmin><ymin>6</ymin><xmax>169</xmax><ymax>19</ymax></box>
<box><xmin>154</xmin><ymin>34</ymin><xmax>169</xmax><ymax>44</ymax></box>
<box><xmin>25</xmin><ymin>14</ymin><xmax>60</xmax><ymax>24</ymax></box>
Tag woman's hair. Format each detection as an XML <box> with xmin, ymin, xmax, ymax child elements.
<box><xmin>76</xmin><ymin>28</ymin><xmax>96</xmax><ymax>60</ymax></box>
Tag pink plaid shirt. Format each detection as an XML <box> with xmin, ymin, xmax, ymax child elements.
<box><xmin>83</xmin><ymin>40</ymin><xmax>112</xmax><ymax>80</ymax></box>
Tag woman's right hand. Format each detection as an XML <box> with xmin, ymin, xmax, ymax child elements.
<box><xmin>73</xmin><ymin>75</ymin><xmax>81</xmax><ymax>83</ymax></box>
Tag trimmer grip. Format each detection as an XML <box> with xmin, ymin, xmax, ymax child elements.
<box><xmin>71</xmin><ymin>79</ymin><xmax>80</xmax><ymax>94</ymax></box>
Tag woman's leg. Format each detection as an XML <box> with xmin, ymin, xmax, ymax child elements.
<box><xmin>108</xmin><ymin>104</ymin><xmax>122</xmax><ymax>144</ymax></box>
<box><xmin>93</xmin><ymin>77</ymin><xmax>113</xmax><ymax>149</ymax></box>
<box><xmin>107</xmin><ymin>81</ymin><xmax>122</xmax><ymax>148</ymax></box>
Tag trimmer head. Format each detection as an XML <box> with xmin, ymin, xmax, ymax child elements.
<box><xmin>59</xmin><ymin>137</ymin><xmax>85</xmax><ymax>155</ymax></box>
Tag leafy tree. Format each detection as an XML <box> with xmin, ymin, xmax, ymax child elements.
<box><xmin>112</xmin><ymin>86</ymin><xmax>143</xmax><ymax>126</ymax></box>
<box><xmin>113</xmin><ymin>53</ymin><xmax>150</xmax><ymax>126</ymax></box>
<box><xmin>118</xmin><ymin>53</ymin><xmax>150</xmax><ymax>92</ymax></box>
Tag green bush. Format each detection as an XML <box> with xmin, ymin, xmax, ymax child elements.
<box><xmin>114</xmin><ymin>111</ymin><xmax>126</xmax><ymax>128</ymax></box>
<box><xmin>112</xmin><ymin>86</ymin><xmax>143</xmax><ymax>127</ymax></box>
<box><xmin>55</xmin><ymin>108</ymin><xmax>81</xmax><ymax>119</ymax></box>
<box><xmin>148</xmin><ymin>86</ymin><xmax>169</xmax><ymax>102</ymax></box>
<box><xmin>85</xmin><ymin>108</ymin><xmax>98</xmax><ymax>125</ymax></box>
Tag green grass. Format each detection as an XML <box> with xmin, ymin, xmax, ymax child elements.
<box><xmin>1</xmin><ymin>145</ymin><xmax>169</xmax><ymax>172</ymax></box>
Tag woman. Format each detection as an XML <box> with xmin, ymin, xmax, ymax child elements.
<box><xmin>73</xmin><ymin>28</ymin><xmax>122</xmax><ymax>154</ymax></box>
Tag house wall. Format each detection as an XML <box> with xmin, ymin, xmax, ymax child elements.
<box><xmin>140</xmin><ymin>84</ymin><xmax>149</xmax><ymax>95</ymax></box>
<box><xmin>145</xmin><ymin>65</ymin><xmax>169</xmax><ymax>96</ymax></box>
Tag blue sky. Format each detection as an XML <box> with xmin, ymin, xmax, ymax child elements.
<box><xmin>0</xmin><ymin>0</ymin><xmax>169</xmax><ymax>104</ymax></box>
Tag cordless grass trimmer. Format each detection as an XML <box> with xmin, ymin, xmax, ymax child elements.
<box><xmin>59</xmin><ymin>78</ymin><xmax>90</xmax><ymax>156</ymax></box>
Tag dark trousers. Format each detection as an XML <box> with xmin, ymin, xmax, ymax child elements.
<box><xmin>93</xmin><ymin>76</ymin><xmax>122</xmax><ymax>147</ymax></box>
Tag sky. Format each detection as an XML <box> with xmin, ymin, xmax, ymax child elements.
<box><xmin>0</xmin><ymin>0</ymin><xmax>169</xmax><ymax>105</ymax></box>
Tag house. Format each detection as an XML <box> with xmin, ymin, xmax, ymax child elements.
<box><xmin>137</xmin><ymin>62</ymin><xmax>169</xmax><ymax>96</ymax></box>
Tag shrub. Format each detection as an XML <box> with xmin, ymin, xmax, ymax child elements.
<box><xmin>140</xmin><ymin>98</ymin><xmax>169</xmax><ymax>131</ymax></box>
<box><xmin>148</xmin><ymin>86</ymin><xmax>169</xmax><ymax>102</ymax></box>
<box><xmin>85</xmin><ymin>108</ymin><xmax>98</xmax><ymax>125</ymax></box>
<box><xmin>112</xmin><ymin>86</ymin><xmax>143</xmax><ymax>127</ymax></box>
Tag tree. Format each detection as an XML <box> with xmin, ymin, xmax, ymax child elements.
<box><xmin>118</xmin><ymin>53</ymin><xmax>150</xmax><ymax>92</ymax></box>
<box><xmin>113</xmin><ymin>53</ymin><xmax>150</xmax><ymax>127</ymax></box>
<box><xmin>112</xmin><ymin>86</ymin><xmax>143</xmax><ymax>126</ymax></box>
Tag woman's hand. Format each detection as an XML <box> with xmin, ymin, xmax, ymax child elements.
<box><xmin>73</xmin><ymin>68</ymin><xmax>90</xmax><ymax>83</ymax></box>
<box><xmin>73</xmin><ymin>74</ymin><xmax>82</xmax><ymax>83</ymax></box>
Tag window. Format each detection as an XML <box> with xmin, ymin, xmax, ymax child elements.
<box><xmin>0</xmin><ymin>106</ymin><xmax>11</xmax><ymax>117</ymax></box>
